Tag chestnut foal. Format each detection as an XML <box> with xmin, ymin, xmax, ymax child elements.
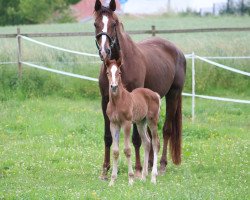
<box><xmin>105</xmin><ymin>59</ymin><xmax>161</xmax><ymax>186</ymax></box>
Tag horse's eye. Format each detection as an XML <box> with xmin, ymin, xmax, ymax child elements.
<box><xmin>94</xmin><ymin>23</ymin><xmax>97</xmax><ymax>28</ymax></box>
<box><xmin>112</xmin><ymin>23</ymin><xmax>116</xmax><ymax>28</ymax></box>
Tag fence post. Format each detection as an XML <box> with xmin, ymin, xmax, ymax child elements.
<box><xmin>17</xmin><ymin>28</ymin><xmax>22</xmax><ymax>79</ymax></box>
<box><xmin>151</xmin><ymin>25</ymin><xmax>156</xmax><ymax>36</ymax></box>
<box><xmin>192</xmin><ymin>52</ymin><xmax>196</xmax><ymax>122</ymax></box>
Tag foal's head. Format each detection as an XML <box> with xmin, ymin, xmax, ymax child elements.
<box><xmin>105</xmin><ymin>59</ymin><xmax>122</xmax><ymax>95</ymax></box>
<box><xmin>94</xmin><ymin>0</ymin><xmax>119</xmax><ymax>61</ymax></box>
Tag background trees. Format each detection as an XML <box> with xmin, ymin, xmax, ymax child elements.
<box><xmin>0</xmin><ymin>0</ymin><xmax>81</xmax><ymax>26</ymax></box>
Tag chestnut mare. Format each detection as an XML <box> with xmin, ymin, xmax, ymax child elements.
<box><xmin>105</xmin><ymin>59</ymin><xmax>160</xmax><ymax>185</ymax></box>
<box><xmin>94</xmin><ymin>0</ymin><xmax>186</xmax><ymax>179</ymax></box>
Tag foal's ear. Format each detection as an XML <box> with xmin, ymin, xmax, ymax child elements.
<box><xmin>105</xmin><ymin>59</ymin><xmax>111</xmax><ymax>67</ymax></box>
<box><xmin>117</xmin><ymin>57</ymin><xmax>122</xmax><ymax>68</ymax></box>
<box><xmin>109</xmin><ymin>0</ymin><xmax>116</xmax><ymax>11</ymax></box>
<box><xmin>95</xmin><ymin>0</ymin><xmax>102</xmax><ymax>12</ymax></box>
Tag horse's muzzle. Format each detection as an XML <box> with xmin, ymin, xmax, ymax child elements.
<box><xmin>99</xmin><ymin>47</ymin><xmax>111</xmax><ymax>61</ymax></box>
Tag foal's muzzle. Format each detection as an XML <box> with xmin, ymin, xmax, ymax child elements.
<box><xmin>111</xmin><ymin>85</ymin><xmax>118</xmax><ymax>93</ymax></box>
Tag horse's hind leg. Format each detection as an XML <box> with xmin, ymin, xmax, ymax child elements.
<box><xmin>132</xmin><ymin>124</ymin><xmax>142</xmax><ymax>178</ymax></box>
<box><xmin>160</xmin><ymin>90</ymin><xmax>180</xmax><ymax>173</ymax></box>
<box><xmin>136</xmin><ymin>121</ymin><xmax>151</xmax><ymax>181</ymax></box>
<box><xmin>123</xmin><ymin>121</ymin><xmax>134</xmax><ymax>185</ymax></box>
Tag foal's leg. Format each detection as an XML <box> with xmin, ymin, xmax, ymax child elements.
<box><xmin>100</xmin><ymin>96</ymin><xmax>112</xmax><ymax>180</ymax></box>
<box><xmin>123</xmin><ymin>121</ymin><xmax>134</xmax><ymax>185</ymax></box>
<box><xmin>148</xmin><ymin>121</ymin><xmax>160</xmax><ymax>184</ymax></box>
<box><xmin>109</xmin><ymin>123</ymin><xmax>120</xmax><ymax>186</ymax></box>
<box><xmin>137</xmin><ymin>121</ymin><xmax>151</xmax><ymax>181</ymax></box>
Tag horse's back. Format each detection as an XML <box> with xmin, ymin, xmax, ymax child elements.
<box><xmin>138</xmin><ymin>37</ymin><xmax>184</xmax><ymax>59</ymax></box>
<box><xmin>136</xmin><ymin>37</ymin><xmax>186</xmax><ymax>96</ymax></box>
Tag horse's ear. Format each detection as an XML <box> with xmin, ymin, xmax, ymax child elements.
<box><xmin>95</xmin><ymin>0</ymin><xmax>102</xmax><ymax>12</ymax></box>
<box><xmin>109</xmin><ymin>0</ymin><xmax>116</xmax><ymax>11</ymax></box>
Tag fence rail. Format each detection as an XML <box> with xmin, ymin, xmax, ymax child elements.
<box><xmin>1</xmin><ymin>27</ymin><xmax>250</xmax><ymax>121</ymax></box>
<box><xmin>1</xmin><ymin>27</ymin><xmax>250</xmax><ymax>38</ymax></box>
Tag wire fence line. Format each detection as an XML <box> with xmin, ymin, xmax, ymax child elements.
<box><xmin>195</xmin><ymin>55</ymin><xmax>250</xmax><ymax>77</ymax></box>
<box><xmin>18</xmin><ymin>35</ymin><xmax>250</xmax><ymax>77</ymax></box>
<box><xmin>19</xmin><ymin>35</ymin><xmax>99</xmax><ymax>58</ymax></box>
<box><xmin>1</xmin><ymin>32</ymin><xmax>250</xmax><ymax>120</ymax></box>
<box><xmin>1</xmin><ymin>26</ymin><xmax>250</xmax><ymax>38</ymax></box>
<box><xmin>21</xmin><ymin>61</ymin><xmax>99</xmax><ymax>82</ymax></box>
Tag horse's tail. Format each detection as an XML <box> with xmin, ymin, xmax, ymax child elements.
<box><xmin>170</xmin><ymin>94</ymin><xmax>182</xmax><ymax>165</ymax></box>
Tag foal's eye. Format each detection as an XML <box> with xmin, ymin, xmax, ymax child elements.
<box><xmin>94</xmin><ymin>23</ymin><xmax>98</xmax><ymax>28</ymax></box>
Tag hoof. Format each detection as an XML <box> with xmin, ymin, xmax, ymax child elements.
<box><xmin>151</xmin><ymin>176</ymin><xmax>157</xmax><ymax>184</ymax></box>
<box><xmin>142</xmin><ymin>169</ymin><xmax>148</xmax><ymax>177</ymax></box>
<box><xmin>159</xmin><ymin>165</ymin><xmax>166</xmax><ymax>175</ymax></box>
<box><xmin>128</xmin><ymin>178</ymin><xmax>134</xmax><ymax>185</ymax></box>
<box><xmin>99</xmin><ymin>174</ymin><xmax>109</xmax><ymax>181</ymax></box>
<box><xmin>134</xmin><ymin>170</ymin><xmax>142</xmax><ymax>179</ymax></box>
<box><xmin>141</xmin><ymin>176</ymin><xmax>146</xmax><ymax>182</ymax></box>
<box><xmin>109</xmin><ymin>180</ymin><xmax>115</xmax><ymax>186</ymax></box>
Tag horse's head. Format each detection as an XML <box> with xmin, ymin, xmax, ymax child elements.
<box><xmin>94</xmin><ymin>0</ymin><xmax>120</xmax><ymax>61</ymax></box>
<box><xmin>105</xmin><ymin>58</ymin><xmax>122</xmax><ymax>94</ymax></box>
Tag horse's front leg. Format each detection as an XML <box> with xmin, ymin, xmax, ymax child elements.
<box><xmin>100</xmin><ymin>96</ymin><xmax>112</xmax><ymax>180</ymax></box>
<box><xmin>132</xmin><ymin>124</ymin><xmax>142</xmax><ymax>178</ymax></box>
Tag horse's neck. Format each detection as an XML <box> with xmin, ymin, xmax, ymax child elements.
<box><xmin>117</xmin><ymin>23</ymin><xmax>137</xmax><ymax>58</ymax></box>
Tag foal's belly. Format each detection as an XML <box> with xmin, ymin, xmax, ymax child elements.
<box><xmin>131</xmin><ymin>97</ymin><xmax>148</xmax><ymax>123</ymax></box>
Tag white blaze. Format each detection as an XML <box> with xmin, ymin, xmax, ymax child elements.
<box><xmin>101</xmin><ymin>15</ymin><xmax>109</xmax><ymax>53</ymax></box>
<box><xmin>111</xmin><ymin>65</ymin><xmax>118</xmax><ymax>85</ymax></box>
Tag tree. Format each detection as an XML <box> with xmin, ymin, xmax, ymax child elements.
<box><xmin>0</xmin><ymin>0</ymin><xmax>23</xmax><ymax>25</ymax></box>
<box><xmin>221</xmin><ymin>0</ymin><xmax>250</xmax><ymax>15</ymax></box>
<box><xmin>0</xmin><ymin>0</ymin><xmax>81</xmax><ymax>26</ymax></box>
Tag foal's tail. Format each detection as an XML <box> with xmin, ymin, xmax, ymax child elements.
<box><xmin>170</xmin><ymin>95</ymin><xmax>182</xmax><ymax>165</ymax></box>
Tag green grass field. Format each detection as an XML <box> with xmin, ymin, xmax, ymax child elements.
<box><xmin>0</xmin><ymin>15</ymin><xmax>250</xmax><ymax>199</ymax></box>
<box><xmin>0</xmin><ymin>97</ymin><xmax>249</xmax><ymax>199</ymax></box>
